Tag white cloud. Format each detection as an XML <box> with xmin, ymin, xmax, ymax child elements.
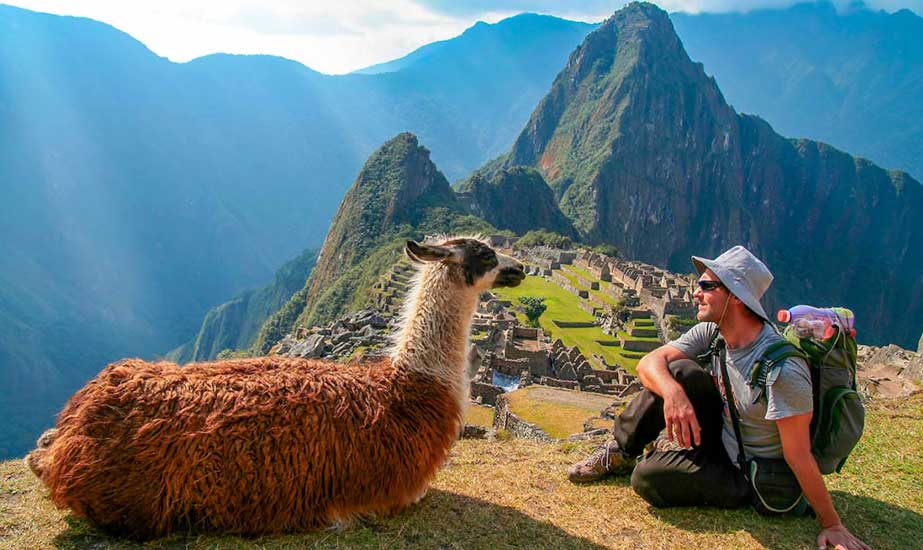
<box><xmin>3</xmin><ymin>1</ymin><xmax>921</xmax><ymax>74</ymax></box>
<box><xmin>3</xmin><ymin>0</ymin><xmax>479</xmax><ymax>74</ymax></box>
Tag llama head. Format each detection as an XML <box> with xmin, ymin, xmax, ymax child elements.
<box><xmin>405</xmin><ymin>237</ymin><xmax>525</xmax><ymax>291</ymax></box>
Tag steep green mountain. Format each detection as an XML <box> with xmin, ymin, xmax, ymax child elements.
<box><xmin>168</xmin><ymin>248</ymin><xmax>318</xmax><ymax>364</ymax></box>
<box><xmin>499</xmin><ymin>2</ymin><xmax>923</xmax><ymax>349</ymax></box>
<box><xmin>672</xmin><ymin>1</ymin><xmax>923</xmax><ymax>182</ymax></box>
<box><xmin>456</xmin><ymin>166</ymin><xmax>576</xmax><ymax>237</ymax></box>
<box><xmin>0</xmin><ymin>5</ymin><xmax>590</xmax><ymax>458</ymax></box>
<box><xmin>254</xmin><ymin>133</ymin><xmax>492</xmax><ymax>353</ymax></box>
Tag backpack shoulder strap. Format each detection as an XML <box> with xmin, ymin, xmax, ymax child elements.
<box><xmin>751</xmin><ymin>340</ymin><xmax>807</xmax><ymax>389</ymax></box>
<box><xmin>694</xmin><ymin>325</ymin><xmax>723</xmax><ymax>371</ymax></box>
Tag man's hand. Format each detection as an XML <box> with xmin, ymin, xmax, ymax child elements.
<box><xmin>663</xmin><ymin>387</ymin><xmax>701</xmax><ymax>448</ymax></box>
<box><xmin>817</xmin><ymin>524</ymin><xmax>869</xmax><ymax>550</ymax></box>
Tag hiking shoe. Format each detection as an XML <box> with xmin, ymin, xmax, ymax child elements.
<box><xmin>567</xmin><ymin>440</ymin><xmax>636</xmax><ymax>483</ymax></box>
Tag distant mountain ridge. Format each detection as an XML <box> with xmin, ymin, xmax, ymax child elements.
<box><xmin>168</xmin><ymin>248</ymin><xmax>318</xmax><ymax>364</ymax></box>
<box><xmin>491</xmin><ymin>2</ymin><xmax>923</xmax><ymax>349</ymax></box>
<box><xmin>672</xmin><ymin>1</ymin><xmax>923</xmax><ymax>182</ymax></box>
<box><xmin>354</xmin><ymin>14</ymin><xmax>597</xmax><ymax>76</ymax></box>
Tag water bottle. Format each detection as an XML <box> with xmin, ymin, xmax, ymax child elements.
<box><xmin>792</xmin><ymin>318</ymin><xmax>828</xmax><ymax>339</ymax></box>
<box><xmin>777</xmin><ymin>305</ymin><xmax>857</xmax><ymax>339</ymax></box>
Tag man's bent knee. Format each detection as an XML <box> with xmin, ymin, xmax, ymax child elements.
<box><xmin>630</xmin><ymin>460</ymin><xmax>671</xmax><ymax>508</ymax></box>
<box><xmin>668</xmin><ymin>359</ymin><xmax>718</xmax><ymax>399</ymax></box>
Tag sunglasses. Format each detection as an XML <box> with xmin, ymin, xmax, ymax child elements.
<box><xmin>697</xmin><ymin>280</ymin><xmax>725</xmax><ymax>292</ymax></box>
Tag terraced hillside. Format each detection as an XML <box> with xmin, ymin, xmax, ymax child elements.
<box><xmin>494</xmin><ymin>248</ymin><xmax>697</xmax><ymax>372</ymax></box>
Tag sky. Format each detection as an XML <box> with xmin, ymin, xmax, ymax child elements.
<box><xmin>4</xmin><ymin>1</ymin><xmax>921</xmax><ymax>74</ymax></box>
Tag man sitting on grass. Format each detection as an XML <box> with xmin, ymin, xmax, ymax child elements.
<box><xmin>567</xmin><ymin>246</ymin><xmax>868</xmax><ymax>550</ymax></box>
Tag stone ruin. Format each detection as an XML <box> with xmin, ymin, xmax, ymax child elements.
<box><xmin>856</xmin><ymin>344</ymin><xmax>923</xmax><ymax>400</ymax></box>
<box><xmin>370</xmin><ymin>260</ymin><xmax>414</xmax><ymax>316</ymax></box>
<box><xmin>544</xmin><ymin>339</ymin><xmax>641</xmax><ymax>398</ymax></box>
<box><xmin>271</xmin><ymin>308</ymin><xmax>393</xmax><ymax>361</ymax></box>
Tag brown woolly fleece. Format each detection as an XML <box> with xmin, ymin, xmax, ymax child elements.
<box><xmin>27</xmin><ymin>356</ymin><xmax>462</xmax><ymax>539</ymax></box>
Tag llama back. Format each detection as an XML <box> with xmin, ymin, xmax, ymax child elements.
<box><xmin>31</xmin><ymin>356</ymin><xmax>464</xmax><ymax>537</ymax></box>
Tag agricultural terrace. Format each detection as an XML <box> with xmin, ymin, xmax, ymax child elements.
<box><xmin>491</xmin><ymin>275</ymin><xmax>632</xmax><ymax>371</ymax></box>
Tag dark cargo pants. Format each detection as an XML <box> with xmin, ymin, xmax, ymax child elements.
<box><xmin>613</xmin><ymin>359</ymin><xmax>750</xmax><ymax>508</ymax></box>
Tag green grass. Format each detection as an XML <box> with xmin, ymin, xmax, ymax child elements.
<box><xmin>493</xmin><ymin>276</ymin><xmax>635</xmax><ymax>371</ymax></box>
<box><xmin>561</xmin><ymin>266</ymin><xmax>631</xmax><ymax>310</ymax></box>
<box><xmin>617</xmin><ymin>330</ymin><xmax>661</xmax><ymax>343</ymax></box>
<box><xmin>5</xmin><ymin>397</ymin><xmax>920</xmax><ymax>549</ymax></box>
<box><xmin>562</xmin><ymin>263</ymin><xmax>595</xmax><ymax>280</ymax></box>
<box><xmin>556</xmin><ymin>269</ymin><xmax>589</xmax><ymax>291</ymax></box>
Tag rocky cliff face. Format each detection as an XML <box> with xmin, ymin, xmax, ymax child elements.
<box><xmin>500</xmin><ymin>2</ymin><xmax>923</xmax><ymax>348</ymax></box>
<box><xmin>456</xmin><ymin>166</ymin><xmax>576</xmax><ymax>237</ymax></box>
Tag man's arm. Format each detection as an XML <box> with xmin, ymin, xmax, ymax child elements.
<box><xmin>777</xmin><ymin>413</ymin><xmax>869</xmax><ymax>550</ymax></box>
<box><xmin>636</xmin><ymin>345</ymin><xmax>701</xmax><ymax>448</ymax></box>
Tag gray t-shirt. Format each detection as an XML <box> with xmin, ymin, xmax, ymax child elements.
<box><xmin>668</xmin><ymin>322</ymin><xmax>812</xmax><ymax>465</ymax></box>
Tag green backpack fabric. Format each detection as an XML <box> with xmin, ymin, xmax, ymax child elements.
<box><xmin>752</xmin><ymin>325</ymin><xmax>865</xmax><ymax>474</ymax></box>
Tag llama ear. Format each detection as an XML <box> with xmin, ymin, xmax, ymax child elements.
<box><xmin>405</xmin><ymin>240</ymin><xmax>452</xmax><ymax>263</ymax></box>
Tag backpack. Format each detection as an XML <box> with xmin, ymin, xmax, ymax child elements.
<box><xmin>750</xmin><ymin>324</ymin><xmax>865</xmax><ymax>474</ymax></box>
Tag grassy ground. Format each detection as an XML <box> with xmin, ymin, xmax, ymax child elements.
<box><xmin>505</xmin><ymin>386</ymin><xmax>614</xmax><ymax>439</ymax></box>
<box><xmin>465</xmin><ymin>404</ymin><xmax>495</xmax><ymax>428</ymax></box>
<box><xmin>2</xmin><ymin>397</ymin><xmax>920</xmax><ymax>549</ymax></box>
<box><xmin>492</xmin><ymin>276</ymin><xmax>630</xmax><ymax>370</ymax></box>
<box><xmin>561</xmin><ymin>266</ymin><xmax>620</xmax><ymax>308</ymax></box>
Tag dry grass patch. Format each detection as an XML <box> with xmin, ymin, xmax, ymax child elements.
<box><xmin>464</xmin><ymin>404</ymin><xmax>495</xmax><ymax>428</ymax></box>
<box><xmin>506</xmin><ymin>386</ymin><xmax>613</xmax><ymax>439</ymax></box>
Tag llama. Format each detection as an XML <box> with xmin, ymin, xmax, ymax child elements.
<box><xmin>26</xmin><ymin>237</ymin><xmax>525</xmax><ymax>539</ymax></box>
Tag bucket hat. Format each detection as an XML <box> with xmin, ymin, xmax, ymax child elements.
<box><xmin>692</xmin><ymin>246</ymin><xmax>773</xmax><ymax>323</ymax></box>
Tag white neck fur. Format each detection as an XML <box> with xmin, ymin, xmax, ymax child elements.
<box><xmin>390</xmin><ymin>263</ymin><xmax>478</xmax><ymax>392</ymax></box>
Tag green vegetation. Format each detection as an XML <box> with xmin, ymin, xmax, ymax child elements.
<box><xmin>514</xmin><ymin>229</ymin><xmax>573</xmax><ymax>250</ymax></box>
<box><xmin>518</xmin><ymin>296</ymin><xmax>548</xmax><ymax>328</ymax></box>
<box><xmin>215</xmin><ymin>348</ymin><xmax>256</xmax><ymax>360</ymax></box>
<box><xmin>589</xmin><ymin>243</ymin><xmax>620</xmax><ymax>258</ymax></box>
<box><xmin>454</xmin><ymin>166</ymin><xmax>576</xmax><ymax>237</ymax></box>
<box><xmin>254</xmin><ymin>134</ymin><xmax>494</xmax><ymax>352</ymax></box>
<box><xmin>505</xmin><ymin>386</ymin><xmax>614</xmax><ymax>439</ymax></box>
<box><xmin>493</xmin><ymin>276</ymin><xmax>633</xmax><ymax>371</ymax></box>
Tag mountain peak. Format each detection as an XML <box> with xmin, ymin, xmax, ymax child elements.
<box><xmin>352</xmin><ymin>132</ymin><xmax>454</xmax><ymax>212</ymax></box>
<box><xmin>508</xmin><ymin>1</ymin><xmax>731</xmax><ymax>211</ymax></box>
<box><xmin>290</xmin><ymin>133</ymin><xmax>473</xmax><ymax>328</ymax></box>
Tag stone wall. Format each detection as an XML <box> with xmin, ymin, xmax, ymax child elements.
<box><xmin>470</xmin><ymin>381</ymin><xmax>504</xmax><ymax>406</ymax></box>
<box><xmin>539</xmin><ymin>376</ymin><xmax>579</xmax><ymax>390</ymax></box>
<box><xmin>552</xmin><ymin>320</ymin><xmax>597</xmax><ymax>328</ymax></box>
<box><xmin>552</xmin><ymin>271</ymin><xmax>589</xmax><ymax>298</ymax></box>
<box><xmin>490</xmin><ymin>354</ymin><xmax>531</xmax><ymax>377</ymax></box>
<box><xmin>493</xmin><ymin>394</ymin><xmax>553</xmax><ymax>441</ymax></box>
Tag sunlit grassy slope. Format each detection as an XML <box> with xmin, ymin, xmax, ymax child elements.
<box><xmin>492</xmin><ymin>276</ymin><xmax>633</xmax><ymax>370</ymax></box>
